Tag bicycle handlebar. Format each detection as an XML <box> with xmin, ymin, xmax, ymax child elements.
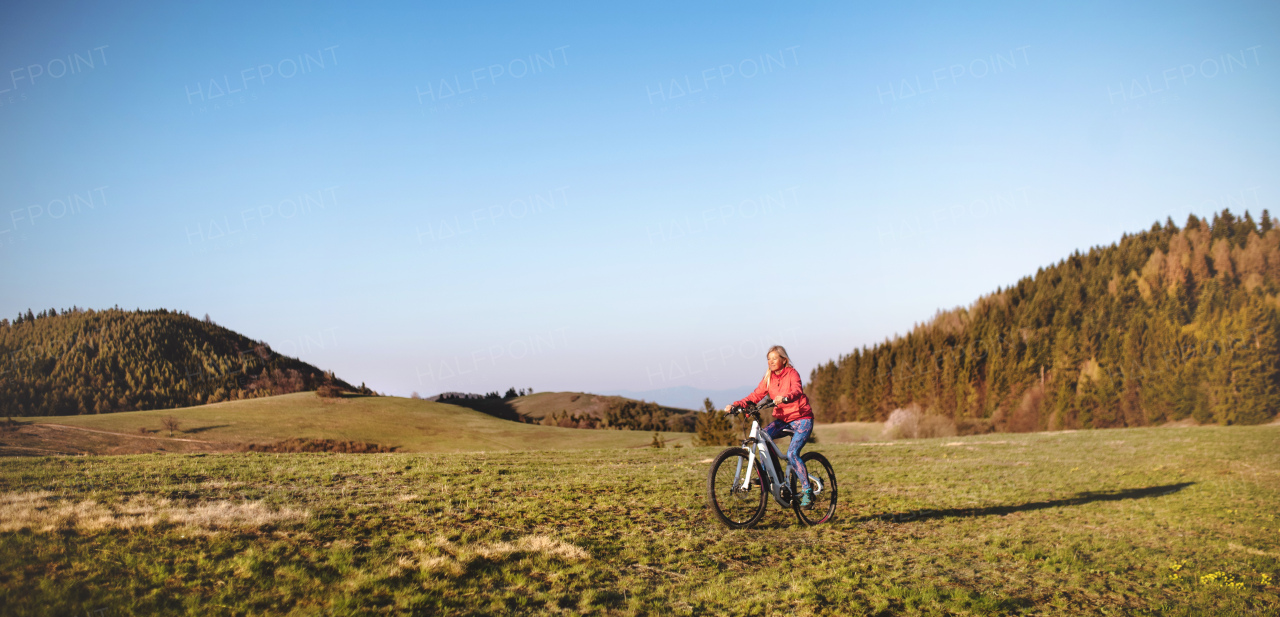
<box><xmin>728</xmin><ymin>397</ymin><xmax>781</xmax><ymax>416</ymax></box>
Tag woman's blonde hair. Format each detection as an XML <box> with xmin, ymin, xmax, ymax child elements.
<box><xmin>766</xmin><ymin>345</ymin><xmax>791</xmax><ymax>388</ymax></box>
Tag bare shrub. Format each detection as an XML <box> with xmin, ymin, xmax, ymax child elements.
<box><xmin>883</xmin><ymin>404</ymin><xmax>921</xmax><ymax>439</ymax></box>
<box><xmin>1010</xmin><ymin>386</ymin><xmax>1044</xmax><ymax>433</ymax></box>
<box><xmin>316</xmin><ymin>384</ymin><xmax>343</xmax><ymax>398</ymax></box>
<box><xmin>990</xmin><ymin>406</ymin><xmax>1007</xmax><ymax>429</ymax></box>
<box><xmin>918</xmin><ymin>414</ymin><xmax>958</xmax><ymax>439</ymax></box>
<box><xmin>161</xmin><ymin>416</ymin><xmax>180</xmax><ymax>437</ymax></box>
<box><xmin>885</xmin><ymin>404</ymin><xmax>956</xmax><ymax>439</ymax></box>
<box><xmin>956</xmin><ymin>417</ymin><xmax>996</xmax><ymax>436</ymax></box>
<box><xmin>991</xmin><ymin>386</ymin><xmax>1045</xmax><ymax>433</ymax></box>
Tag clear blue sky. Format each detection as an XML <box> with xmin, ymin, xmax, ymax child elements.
<box><xmin>2</xmin><ymin>1</ymin><xmax>1277</xmax><ymax>397</ymax></box>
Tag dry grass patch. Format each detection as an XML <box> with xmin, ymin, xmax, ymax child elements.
<box><xmin>0</xmin><ymin>491</ymin><xmax>307</xmax><ymax>533</ymax></box>
<box><xmin>400</xmin><ymin>535</ymin><xmax>589</xmax><ymax>575</ymax></box>
<box><xmin>1228</xmin><ymin>542</ymin><xmax>1280</xmax><ymax>558</ymax></box>
<box><xmin>200</xmin><ymin>480</ymin><xmax>245</xmax><ymax>489</ymax></box>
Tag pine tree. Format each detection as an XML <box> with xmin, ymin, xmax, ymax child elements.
<box><xmin>1220</xmin><ymin>299</ymin><xmax>1280</xmax><ymax>424</ymax></box>
<box><xmin>694</xmin><ymin>398</ymin><xmax>739</xmax><ymax>446</ymax></box>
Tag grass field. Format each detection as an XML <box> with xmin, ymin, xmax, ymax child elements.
<box><xmin>1</xmin><ymin>393</ymin><xmax>697</xmax><ymax>455</ymax></box>
<box><xmin>0</xmin><ymin>393</ymin><xmax>882</xmax><ymax>457</ymax></box>
<box><xmin>1</xmin><ymin>423</ymin><xmax>1277</xmax><ymax>615</ymax></box>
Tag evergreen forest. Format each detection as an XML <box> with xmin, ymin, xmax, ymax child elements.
<box><xmin>807</xmin><ymin>210</ymin><xmax>1280</xmax><ymax>430</ymax></box>
<box><xmin>0</xmin><ymin>308</ymin><xmax>355</xmax><ymax>416</ymax></box>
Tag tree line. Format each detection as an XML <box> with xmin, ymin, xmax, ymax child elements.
<box><xmin>538</xmin><ymin>399</ymin><xmax>697</xmax><ymax>432</ymax></box>
<box><xmin>0</xmin><ymin>307</ymin><xmax>359</xmax><ymax>416</ymax></box>
<box><xmin>435</xmin><ymin>389</ymin><xmax>697</xmax><ymax>432</ymax></box>
<box><xmin>808</xmin><ymin>210</ymin><xmax>1280</xmax><ymax>431</ymax></box>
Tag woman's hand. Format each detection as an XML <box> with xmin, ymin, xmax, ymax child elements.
<box><xmin>723</xmin><ymin>404</ymin><xmax>735</xmax><ymax>413</ymax></box>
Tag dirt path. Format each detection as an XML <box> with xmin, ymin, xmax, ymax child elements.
<box><xmin>0</xmin><ymin>444</ymin><xmax>77</xmax><ymax>456</ymax></box>
<box><xmin>0</xmin><ymin>424</ymin><xmax>235</xmax><ymax>456</ymax></box>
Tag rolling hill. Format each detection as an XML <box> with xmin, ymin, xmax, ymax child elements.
<box><xmin>0</xmin><ymin>392</ymin><xmax>698</xmax><ymax>455</ymax></box>
<box><xmin>510</xmin><ymin>391</ymin><xmax>691</xmax><ymax>420</ymax></box>
<box><xmin>0</xmin><ymin>307</ymin><xmax>356</xmax><ymax>416</ymax></box>
<box><xmin>509</xmin><ymin>391</ymin><xmax>634</xmax><ymax>420</ymax></box>
<box><xmin>513</xmin><ymin>391</ymin><xmax>698</xmax><ymax>432</ymax></box>
<box><xmin>432</xmin><ymin>390</ymin><xmax>699</xmax><ymax>432</ymax></box>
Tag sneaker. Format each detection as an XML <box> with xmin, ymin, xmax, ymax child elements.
<box><xmin>799</xmin><ymin>487</ymin><xmax>814</xmax><ymax>508</ymax></box>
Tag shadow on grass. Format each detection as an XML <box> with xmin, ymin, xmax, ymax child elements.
<box><xmin>0</xmin><ymin>418</ymin><xmax>33</xmax><ymax>431</ymax></box>
<box><xmin>435</xmin><ymin>395</ymin><xmax>534</xmax><ymax>424</ymax></box>
<box><xmin>181</xmin><ymin>424</ymin><xmax>231</xmax><ymax>434</ymax></box>
<box><xmin>856</xmin><ymin>482</ymin><xmax>1196</xmax><ymax>524</ymax></box>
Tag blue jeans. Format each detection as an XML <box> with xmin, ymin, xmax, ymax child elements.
<box><xmin>763</xmin><ymin>418</ymin><xmax>813</xmax><ymax>491</ymax></box>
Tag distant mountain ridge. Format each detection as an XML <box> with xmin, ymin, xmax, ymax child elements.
<box><xmin>0</xmin><ymin>308</ymin><xmax>353</xmax><ymax>416</ymax></box>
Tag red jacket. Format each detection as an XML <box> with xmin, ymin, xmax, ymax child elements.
<box><xmin>734</xmin><ymin>366</ymin><xmax>813</xmax><ymax>423</ymax></box>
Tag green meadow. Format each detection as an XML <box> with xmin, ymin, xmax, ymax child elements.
<box><xmin>1</xmin><ymin>422</ymin><xmax>1277</xmax><ymax>615</ymax></box>
<box><xmin>1</xmin><ymin>393</ymin><xmax>699</xmax><ymax>455</ymax></box>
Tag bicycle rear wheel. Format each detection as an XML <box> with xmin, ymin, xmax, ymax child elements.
<box><xmin>707</xmin><ymin>447</ymin><xmax>767</xmax><ymax>529</ymax></box>
<box><xmin>792</xmin><ymin>451</ymin><xmax>837</xmax><ymax>526</ymax></box>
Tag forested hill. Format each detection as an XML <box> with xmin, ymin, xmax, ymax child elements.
<box><xmin>0</xmin><ymin>308</ymin><xmax>355</xmax><ymax>416</ymax></box>
<box><xmin>808</xmin><ymin>209</ymin><xmax>1280</xmax><ymax>431</ymax></box>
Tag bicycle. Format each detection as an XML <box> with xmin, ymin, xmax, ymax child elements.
<box><xmin>705</xmin><ymin>397</ymin><xmax>838</xmax><ymax>528</ymax></box>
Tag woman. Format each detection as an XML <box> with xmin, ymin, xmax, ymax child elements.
<box><xmin>724</xmin><ymin>345</ymin><xmax>815</xmax><ymax>507</ymax></box>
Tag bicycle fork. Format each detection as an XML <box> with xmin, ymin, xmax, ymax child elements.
<box><xmin>739</xmin><ymin>446</ymin><xmax>755</xmax><ymax>491</ymax></box>
<box><xmin>739</xmin><ymin>437</ymin><xmax>785</xmax><ymax>501</ymax></box>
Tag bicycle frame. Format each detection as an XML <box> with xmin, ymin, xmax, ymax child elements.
<box><xmin>734</xmin><ymin>411</ymin><xmax>825</xmax><ymax>508</ymax></box>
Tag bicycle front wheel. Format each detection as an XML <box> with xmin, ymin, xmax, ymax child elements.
<box><xmin>707</xmin><ymin>447</ymin><xmax>767</xmax><ymax>529</ymax></box>
<box><xmin>792</xmin><ymin>451</ymin><xmax>837</xmax><ymax>526</ymax></box>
